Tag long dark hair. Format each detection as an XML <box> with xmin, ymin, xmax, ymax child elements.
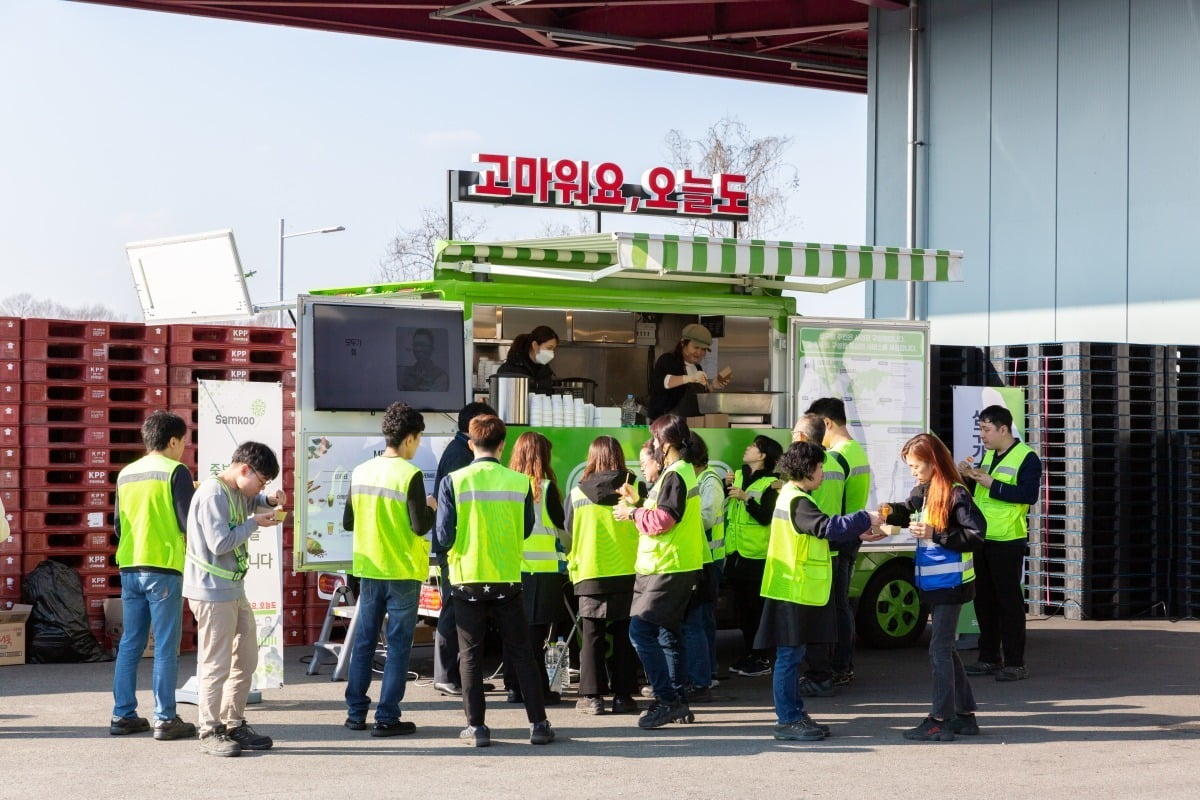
<box><xmin>582</xmin><ymin>435</ymin><xmax>627</xmax><ymax>480</ymax></box>
<box><xmin>507</xmin><ymin>325</ymin><xmax>559</xmax><ymax>365</ymax></box>
<box><xmin>509</xmin><ymin>431</ymin><xmax>558</xmax><ymax>504</ymax></box>
<box><xmin>900</xmin><ymin>433</ymin><xmax>961</xmax><ymax>531</ymax></box>
<box><xmin>649</xmin><ymin>413</ymin><xmax>695</xmax><ymax>463</ymax></box>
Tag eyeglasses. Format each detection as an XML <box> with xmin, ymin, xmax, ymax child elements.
<box><xmin>249</xmin><ymin>467</ymin><xmax>270</xmax><ymax>488</ymax></box>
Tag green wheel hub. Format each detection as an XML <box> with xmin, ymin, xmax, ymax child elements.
<box><xmin>872</xmin><ymin>577</ymin><xmax>922</xmax><ymax>639</ymax></box>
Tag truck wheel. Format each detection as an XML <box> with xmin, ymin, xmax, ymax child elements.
<box><xmin>856</xmin><ymin>558</ymin><xmax>927</xmax><ymax>648</ymax></box>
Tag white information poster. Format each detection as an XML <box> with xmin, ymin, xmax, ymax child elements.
<box><xmin>298</xmin><ymin>433</ymin><xmax>453</xmax><ymax>570</ymax></box>
<box><xmin>952</xmin><ymin>386</ymin><xmax>1026</xmax><ymax>465</ymax></box>
<box><xmin>792</xmin><ymin>321</ymin><xmax>929</xmax><ymax>541</ymax></box>
<box><xmin>197</xmin><ymin>379</ymin><xmax>285</xmax><ymax>689</ymax></box>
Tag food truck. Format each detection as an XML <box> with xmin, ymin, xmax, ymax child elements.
<box><xmin>293</xmin><ymin>230</ymin><xmax>963</xmax><ymax>647</ymax></box>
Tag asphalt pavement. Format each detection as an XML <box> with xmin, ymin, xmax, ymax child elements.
<box><xmin>1</xmin><ymin>617</ymin><xmax>1197</xmax><ymax>799</ymax></box>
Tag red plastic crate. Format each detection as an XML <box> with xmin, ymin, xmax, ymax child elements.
<box><xmin>0</xmin><ymin>405</ymin><xmax>17</xmax><ymax>426</ymax></box>
<box><xmin>23</xmin><ymin>467</ymin><xmax>116</xmax><ymax>488</ymax></box>
<box><xmin>0</xmin><ymin>533</ymin><xmax>20</xmax><ymax>557</ymax></box>
<box><xmin>23</xmin><ymin>446</ymin><xmax>143</xmax><ymax>469</ymax></box>
<box><xmin>22</xmin><ymin>404</ymin><xmax>147</xmax><ymax>427</ymax></box>
<box><xmin>169</xmin><ymin>344</ymin><xmax>295</xmax><ymax>368</ymax></box>
<box><xmin>84</xmin><ymin>321</ymin><xmax>168</xmax><ymax>343</ymax></box>
<box><xmin>0</xmin><ymin>468</ymin><xmax>19</xmax><ymax>488</ymax></box>
<box><xmin>0</xmin><ymin>427</ymin><xmax>16</xmax><ymax>448</ymax></box>
<box><xmin>0</xmin><ymin>487</ymin><xmax>17</xmax><ymax>508</ymax></box>
<box><xmin>169</xmin><ymin>324</ymin><xmax>294</xmax><ymax>347</ymax></box>
<box><xmin>23</xmin><ymin>319</ymin><xmax>89</xmax><ymax>340</ymax></box>
<box><xmin>283</xmin><ymin>625</ymin><xmax>306</xmax><ymax>647</ymax></box>
<box><xmin>22</xmin><ymin>339</ymin><xmax>166</xmax><ymax>364</ymax></box>
<box><xmin>0</xmin><ymin>382</ymin><xmax>18</xmax><ymax>405</ymax></box>
<box><xmin>24</xmin><ymin>552</ymin><xmax>114</xmax><ymax>574</ymax></box>
<box><xmin>23</xmin><ymin>489</ymin><xmax>111</xmax><ymax>509</ymax></box>
<box><xmin>0</xmin><ymin>338</ymin><xmax>18</xmax><ymax>361</ymax></box>
<box><xmin>23</xmin><ymin>529</ymin><xmax>112</xmax><ymax>551</ymax></box>
<box><xmin>21</xmin><ymin>426</ymin><xmax>140</xmax><ymax>447</ymax></box>
<box><xmin>168</xmin><ymin>365</ymin><xmax>293</xmax><ymax>386</ymax></box>
<box><xmin>0</xmin><ymin>446</ymin><xmax>18</xmax><ymax>469</ymax></box>
<box><xmin>1</xmin><ymin>508</ymin><xmax>17</xmax><ymax>532</ymax></box>
<box><xmin>281</xmin><ymin>606</ymin><xmax>305</xmax><ymax>627</ymax></box>
<box><xmin>79</xmin><ymin>569</ymin><xmax>121</xmax><ymax>594</ymax></box>
<box><xmin>22</xmin><ymin>381</ymin><xmax>167</xmax><ymax>405</ymax></box>
<box><xmin>0</xmin><ymin>361</ymin><xmax>18</xmax><ymax>381</ymax></box>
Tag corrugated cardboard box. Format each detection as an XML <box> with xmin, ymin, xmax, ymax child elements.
<box><xmin>103</xmin><ymin>598</ymin><xmax>155</xmax><ymax>658</ymax></box>
<box><xmin>0</xmin><ymin>603</ymin><xmax>31</xmax><ymax>666</ymax></box>
<box><xmin>687</xmin><ymin>414</ymin><xmax>731</xmax><ymax>428</ymax></box>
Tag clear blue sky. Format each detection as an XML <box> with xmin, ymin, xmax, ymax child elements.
<box><xmin>0</xmin><ymin>0</ymin><xmax>867</xmax><ymax>319</ymax></box>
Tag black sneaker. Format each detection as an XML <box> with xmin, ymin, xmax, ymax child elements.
<box><xmin>506</xmin><ymin>689</ymin><xmax>524</xmax><ymax>704</ymax></box>
<box><xmin>544</xmin><ymin>690</ymin><xmax>562</xmax><ymax>706</ymax></box>
<box><xmin>798</xmin><ymin>677</ymin><xmax>836</xmax><ymax>697</ymax></box>
<box><xmin>686</xmin><ymin>686</ymin><xmax>715</xmax><ymax>704</ymax></box>
<box><xmin>731</xmin><ymin>655</ymin><xmax>772</xmax><ymax>677</ymax></box>
<box><xmin>801</xmin><ymin>712</ymin><xmax>831</xmax><ymax>736</ymax></box>
<box><xmin>831</xmin><ymin>670</ymin><xmax>854</xmax><ymax>686</ymax></box>
<box><xmin>152</xmin><ymin>716</ymin><xmax>196</xmax><ymax>741</ymax></box>
<box><xmin>344</xmin><ymin>718</ymin><xmax>367</xmax><ymax>731</ymax></box>
<box><xmin>109</xmin><ymin>715</ymin><xmax>150</xmax><ymax>736</ymax></box>
<box><xmin>529</xmin><ymin>719</ymin><xmax>555</xmax><ymax>745</ymax></box>
<box><xmin>903</xmin><ymin>716</ymin><xmax>955</xmax><ymax>741</ymax></box>
<box><xmin>371</xmin><ymin>720</ymin><xmax>416</xmax><ymax>737</ymax></box>
<box><xmin>227</xmin><ymin>721</ymin><xmax>273</xmax><ymax>751</ymax></box>
<box><xmin>460</xmin><ymin>724</ymin><xmax>490</xmax><ymax>747</ymax></box>
<box><xmin>947</xmin><ymin>713</ymin><xmax>980</xmax><ymax>735</ymax></box>
<box><xmin>637</xmin><ymin>700</ymin><xmax>675</xmax><ymax>729</ymax></box>
<box><xmin>964</xmin><ymin>660</ymin><xmax>1003</xmax><ymax>676</ymax></box>
<box><xmin>611</xmin><ymin>695</ymin><xmax>639</xmax><ymax>715</ymax></box>
<box><xmin>773</xmin><ymin>717</ymin><xmax>827</xmax><ymax>741</ymax></box>
<box><xmin>199</xmin><ymin>726</ymin><xmax>242</xmax><ymax>757</ymax></box>
<box><xmin>995</xmin><ymin>666</ymin><xmax>1028</xmax><ymax>682</ymax></box>
<box><xmin>576</xmin><ymin>696</ymin><xmax>606</xmax><ymax>715</ymax></box>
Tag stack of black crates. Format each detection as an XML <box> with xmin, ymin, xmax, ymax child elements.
<box><xmin>931</xmin><ymin>341</ymin><xmax>1199</xmax><ymax>621</ymax></box>
<box><xmin>1168</xmin><ymin>346</ymin><xmax>1200</xmax><ymax>618</ymax></box>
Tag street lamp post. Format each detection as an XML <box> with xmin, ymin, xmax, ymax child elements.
<box><xmin>277</xmin><ymin>218</ymin><xmax>346</xmax><ymax>326</ymax></box>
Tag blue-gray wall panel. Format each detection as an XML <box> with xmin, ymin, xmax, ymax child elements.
<box><xmin>1055</xmin><ymin>0</ymin><xmax>1128</xmax><ymax>329</ymax></box>
<box><xmin>1128</xmin><ymin>2</ymin><xmax>1200</xmax><ymax>307</ymax></box>
<box><xmin>867</xmin><ymin>7</ymin><xmax>917</xmax><ymax>319</ymax></box>
<box><xmin>988</xmin><ymin>0</ymin><xmax>1057</xmax><ymax>331</ymax></box>
<box><xmin>925</xmin><ymin>0</ymin><xmax>993</xmax><ymax>328</ymax></box>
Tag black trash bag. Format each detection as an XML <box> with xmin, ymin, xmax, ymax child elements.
<box><xmin>21</xmin><ymin>559</ymin><xmax>110</xmax><ymax>663</ymax></box>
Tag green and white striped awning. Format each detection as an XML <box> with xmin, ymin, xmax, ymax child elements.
<box><xmin>434</xmin><ymin>232</ymin><xmax>962</xmax><ymax>287</ymax></box>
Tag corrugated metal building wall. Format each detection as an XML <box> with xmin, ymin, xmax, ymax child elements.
<box><xmin>866</xmin><ymin>0</ymin><xmax>1200</xmax><ymax>346</ymax></box>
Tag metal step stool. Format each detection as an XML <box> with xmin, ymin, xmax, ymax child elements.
<box><xmin>306</xmin><ymin>583</ymin><xmax>360</xmax><ymax>681</ymax></box>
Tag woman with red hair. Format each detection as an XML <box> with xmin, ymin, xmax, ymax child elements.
<box><xmin>873</xmin><ymin>433</ymin><xmax>986</xmax><ymax>742</ymax></box>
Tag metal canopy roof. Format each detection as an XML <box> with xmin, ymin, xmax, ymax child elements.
<box><xmin>74</xmin><ymin>1</ymin><xmax>908</xmax><ymax>93</ymax></box>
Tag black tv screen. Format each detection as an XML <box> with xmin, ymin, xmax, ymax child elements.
<box><xmin>312</xmin><ymin>302</ymin><xmax>467</xmax><ymax>412</ymax></box>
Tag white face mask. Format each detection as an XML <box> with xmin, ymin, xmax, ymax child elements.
<box><xmin>534</xmin><ymin>348</ymin><xmax>555</xmax><ymax>366</ymax></box>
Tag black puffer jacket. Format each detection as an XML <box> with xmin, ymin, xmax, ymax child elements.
<box><xmin>497</xmin><ymin>350</ymin><xmax>555</xmax><ymax>394</ymax></box>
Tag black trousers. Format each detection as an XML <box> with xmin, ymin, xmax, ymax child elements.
<box><xmin>804</xmin><ymin>552</ymin><xmax>855</xmax><ymax>681</ymax></box>
<box><xmin>502</xmin><ymin>622</ymin><xmax>552</xmax><ymax>697</ymax></box>
<box><xmin>578</xmin><ymin>616</ymin><xmax>638</xmax><ymax>697</ymax></box>
<box><xmin>455</xmin><ymin>592</ymin><xmax>546</xmax><ymax>726</ymax></box>
<box><xmin>433</xmin><ymin>564</ymin><xmax>459</xmax><ymax>686</ymax></box>
<box><xmin>974</xmin><ymin>538</ymin><xmax>1027</xmax><ymax>667</ymax></box>
<box><xmin>726</xmin><ymin>553</ymin><xmax>767</xmax><ymax>657</ymax></box>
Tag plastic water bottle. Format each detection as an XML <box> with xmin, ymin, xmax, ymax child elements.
<box><xmin>545</xmin><ymin>639</ymin><xmax>561</xmax><ymax>688</ymax></box>
<box><xmin>555</xmin><ymin>637</ymin><xmax>571</xmax><ymax>692</ymax></box>
<box><xmin>621</xmin><ymin>394</ymin><xmax>638</xmax><ymax>427</ymax></box>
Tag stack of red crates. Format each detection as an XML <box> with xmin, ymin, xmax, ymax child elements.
<box><xmin>3</xmin><ymin>317</ymin><xmax>300</xmax><ymax>652</ymax></box>
<box><xmin>0</xmin><ymin>318</ymin><xmax>22</xmax><ymax>610</ymax></box>
<box><xmin>166</xmin><ymin>324</ymin><xmax>299</xmax><ymax>651</ymax></box>
<box><xmin>18</xmin><ymin>319</ymin><xmax>169</xmax><ymax>646</ymax></box>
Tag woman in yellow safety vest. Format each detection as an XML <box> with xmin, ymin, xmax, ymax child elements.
<box><xmin>873</xmin><ymin>433</ymin><xmax>987</xmax><ymax>742</ymax></box>
<box><xmin>564</xmin><ymin>435</ymin><xmax>642</xmax><ymax>716</ymax></box>
<box><xmin>756</xmin><ymin>441</ymin><xmax>879</xmax><ymax>742</ymax></box>
<box><xmin>614</xmin><ymin>414</ymin><xmax>707</xmax><ymax>730</ymax></box>
<box><xmin>724</xmin><ymin>435</ymin><xmax>784</xmax><ymax>678</ymax></box>
<box><xmin>504</xmin><ymin>431</ymin><xmax>568</xmax><ymax>706</ymax></box>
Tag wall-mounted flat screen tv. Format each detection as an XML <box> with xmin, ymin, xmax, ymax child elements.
<box><xmin>311</xmin><ymin>302</ymin><xmax>467</xmax><ymax>412</ymax></box>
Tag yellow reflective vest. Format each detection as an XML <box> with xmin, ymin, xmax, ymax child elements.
<box><xmin>974</xmin><ymin>442</ymin><xmax>1036</xmax><ymax>542</ymax></box>
<box><xmin>447</xmin><ymin>461</ymin><xmax>530</xmax><ymax>584</ymax></box>
<box><xmin>116</xmin><ymin>453</ymin><xmax>187</xmax><ymax>572</ymax></box>
<box><xmin>635</xmin><ymin>460</ymin><xmax>705</xmax><ymax>576</ymax></box>
<box><xmin>349</xmin><ymin>455</ymin><xmax>430</xmax><ymax>582</ymax></box>
<box><xmin>522</xmin><ymin>479</ymin><xmax>567</xmax><ymax>574</ymax></box>
<box><xmin>567</xmin><ymin>485</ymin><xmax>638</xmax><ymax>582</ymax></box>
<box><xmin>760</xmin><ymin>483</ymin><xmax>833</xmax><ymax>607</ymax></box>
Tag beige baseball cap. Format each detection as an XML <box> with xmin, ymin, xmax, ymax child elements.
<box><xmin>681</xmin><ymin>323</ymin><xmax>713</xmax><ymax>348</ymax></box>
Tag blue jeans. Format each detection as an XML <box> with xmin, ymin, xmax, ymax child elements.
<box><xmin>682</xmin><ymin>602</ymin><xmax>712</xmax><ymax>689</ymax></box>
<box><xmin>629</xmin><ymin>615</ymin><xmax>685</xmax><ymax>702</ymax></box>
<box><xmin>345</xmin><ymin>578</ymin><xmax>420</xmax><ymax>723</ymax></box>
<box><xmin>111</xmin><ymin>571</ymin><xmax>184</xmax><ymax>722</ymax></box>
<box><xmin>831</xmin><ymin>551</ymin><xmax>857</xmax><ymax>673</ymax></box>
<box><xmin>772</xmin><ymin>644</ymin><xmax>808</xmax><ymax>724</ymax></box>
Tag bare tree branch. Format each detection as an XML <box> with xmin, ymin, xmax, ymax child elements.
<box><xmin>664</xmin><ymin>116</ymin><xmax>799</xmax><ymax>238</ymax></box>
<box><xmin>0</xmin><ymin>293</ymin><xmax>127</xmax><ymax>320</ymax></box>
<box><xmin>378</xmin><ymin>207</ymin><xmax>486</xmax><ymax>283</ymax></box>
